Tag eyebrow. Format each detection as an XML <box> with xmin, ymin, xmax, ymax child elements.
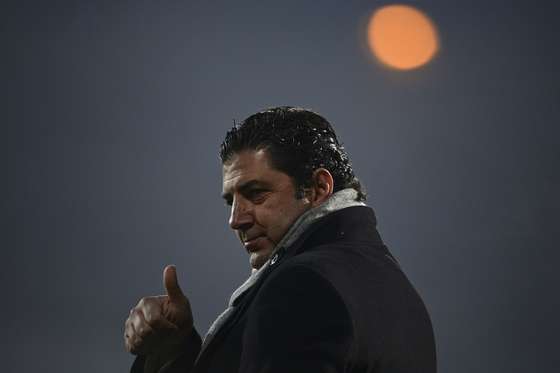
<box><xmin>221</xmin><ymin>180</ymin><xmax>271</xmax><ymax>201</ymax></box>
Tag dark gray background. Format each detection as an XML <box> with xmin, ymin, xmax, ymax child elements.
<box><xmin>4</xmin><ymin>0</ymin><xmax>559</xmax><ymax>372</ymax></box>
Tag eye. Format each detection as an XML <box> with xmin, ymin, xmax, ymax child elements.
<box><xmin>247</xmin><ymin>189</ymin><xmax>267</xmax><ymax>203</ymax></box>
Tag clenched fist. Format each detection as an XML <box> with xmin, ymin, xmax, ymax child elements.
<box><xmin>124</xmin><ymin>265</ymin><xmax>194</xmax><ymax>357</ymax></box>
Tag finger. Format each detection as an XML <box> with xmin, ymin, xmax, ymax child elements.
<box><xmin>124</xmin><ymin>317</ymin><xmax>133</xmax><ymax>352</ymax></box>
<box><xmin>150</xmin><ymin>313</ymin><xmax>179</xmax><ymax>331</ymax></box>
<box><xmin>125</xmin><ymin>316</ymin><xmax>134</xmax><ymax>340</ymax></box>
<box><xmin>125</xmin><ymin>316</ymin><xmax>141</xmax><ymax>353</ymax></box>
<box><xmin>140</xmin><ymin>297</ymin><xmax>178</xmax><ymax>330</ymax></box>
<box><xmin>163</xmin><ymin>265</ymin><xmax>185</xmax><ymax>303</ymax></box>
<box><xmin>131</xmin><ymin>308</ymin><xmax>154</xmax><ymax>340</ymax></box>
<box><xmin>138</xmin><ymin>297</ymin><xmax>162</xmax><ymax>324</ymax></box>
<box><xmin>129</xmin><ymin>309</ymin><xmax>155</xmax><ymax>354</ymax></box>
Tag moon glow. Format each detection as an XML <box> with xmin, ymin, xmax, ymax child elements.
<box><xmin>367</xmin><ymin>5</ymin><xmax>439</xmax><ymax>70</ymax></box>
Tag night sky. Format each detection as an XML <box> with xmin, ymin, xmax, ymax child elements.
<box><xmin>4</xmin><ymin>1</ymin><xmax>559</xmax><ymax>372</ymax></box>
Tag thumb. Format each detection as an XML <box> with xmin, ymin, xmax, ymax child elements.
<box><xmin>163</xmin><ymin>265</ymin><xmax>185</xmax><ymax>302</ymax></box>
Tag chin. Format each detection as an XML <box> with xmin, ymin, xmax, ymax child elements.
<box><xmin>250</xmin><ymin>252</ymin><xmax>271</xmax><ymax>270</ymax></box>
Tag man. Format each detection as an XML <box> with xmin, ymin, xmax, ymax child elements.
<box><xmin>124</xmin><ymin>106</ymin><xmax>436</xmax><ymax>373</ymax></box>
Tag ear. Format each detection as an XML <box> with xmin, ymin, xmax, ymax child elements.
<box><xmin>308</xmin><ymin>168</ymin><xmax>334</xmax><ymax>207</ymax></box>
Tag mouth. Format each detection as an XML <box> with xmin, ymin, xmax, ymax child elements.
<box><xmin>243</xmin><ymin>235</ymin><xmax>265</xmax><ymax>252</ymax></box>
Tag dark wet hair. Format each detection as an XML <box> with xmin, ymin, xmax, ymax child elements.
<box><xmin>219</xmin><ymin>106</ymin><xmax>366</xmax><ymax>201</ymax></box>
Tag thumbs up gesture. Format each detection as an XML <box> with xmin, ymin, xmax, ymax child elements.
<box><xmin>124</xmin><ymin>265</ymin><xmax>194</xmax><ymax>356</ymax></box>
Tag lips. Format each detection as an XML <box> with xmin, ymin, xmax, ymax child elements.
<box><xmin>244</xmin><ymin>235</ymin><xmax>265</xmax><ymax>252</ymax></box>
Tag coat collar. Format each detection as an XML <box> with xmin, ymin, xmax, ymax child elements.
<box><xmin>266</xmin><ymin>205</ymin><xmax>386</xmax><ymax>268</ymax></box>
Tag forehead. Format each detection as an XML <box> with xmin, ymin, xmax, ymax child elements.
<box><xmin>222</xmin><ymin>149</ymin><xmax>280</xmax><ymax>191</ymax></box>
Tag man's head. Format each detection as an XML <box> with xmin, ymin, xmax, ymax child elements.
<box><xmin>220</xmin><ymin>106</ymin><xmax>365</xmax><ymax>269</ymax></box>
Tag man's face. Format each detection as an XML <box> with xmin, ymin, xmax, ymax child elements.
<box><xmin>222</xmin><ymin>149</ymin><xmax>311</xmax><ymax>270</ymax></box>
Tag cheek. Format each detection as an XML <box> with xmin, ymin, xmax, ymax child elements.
<box><xmin>255</xmin><ymin>204</ymin><xmax>288</xmax><ymax>236</ymax></box>
<box><xmin>255</xmin><ymin>197</ymin><xmax>307</xmax><ymax>240</ymax></box>
<box><xmin>270</xmin><ymin>205</ymin><xmax>301</xmax><ymax>235</ymax></box>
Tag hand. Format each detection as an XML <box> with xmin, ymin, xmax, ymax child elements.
<box><xmin>124</xmin><ymin>265</ymin><xmax>194</xmax><ymax>356</ymax></box>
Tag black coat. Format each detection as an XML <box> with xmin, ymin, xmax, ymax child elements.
<box><xmin>132</xmin><ymin>206</ymin><xmax>436</xmax><ymax>373</ymax></box>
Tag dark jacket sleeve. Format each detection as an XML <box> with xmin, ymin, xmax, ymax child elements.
<box><xmin>239</xmin><ymin>264</ymin><xmax>354</xmax><ymax>373</ymax></box>
<box><xmin>130</xmin><ymin>328</ymin><xmax>202</xmax><ymax>373</ymax></box>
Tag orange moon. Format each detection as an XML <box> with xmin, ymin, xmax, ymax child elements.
<box><xmin>367</xmin><ymin>5</ymin><xmax>439</xmax><ymax>70</ymax></box>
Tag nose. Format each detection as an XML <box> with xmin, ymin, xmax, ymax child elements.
<box><xmin>228</xmin><ymin>197</ymin><xmax>254</xmax><ymax>232</ymax></box>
